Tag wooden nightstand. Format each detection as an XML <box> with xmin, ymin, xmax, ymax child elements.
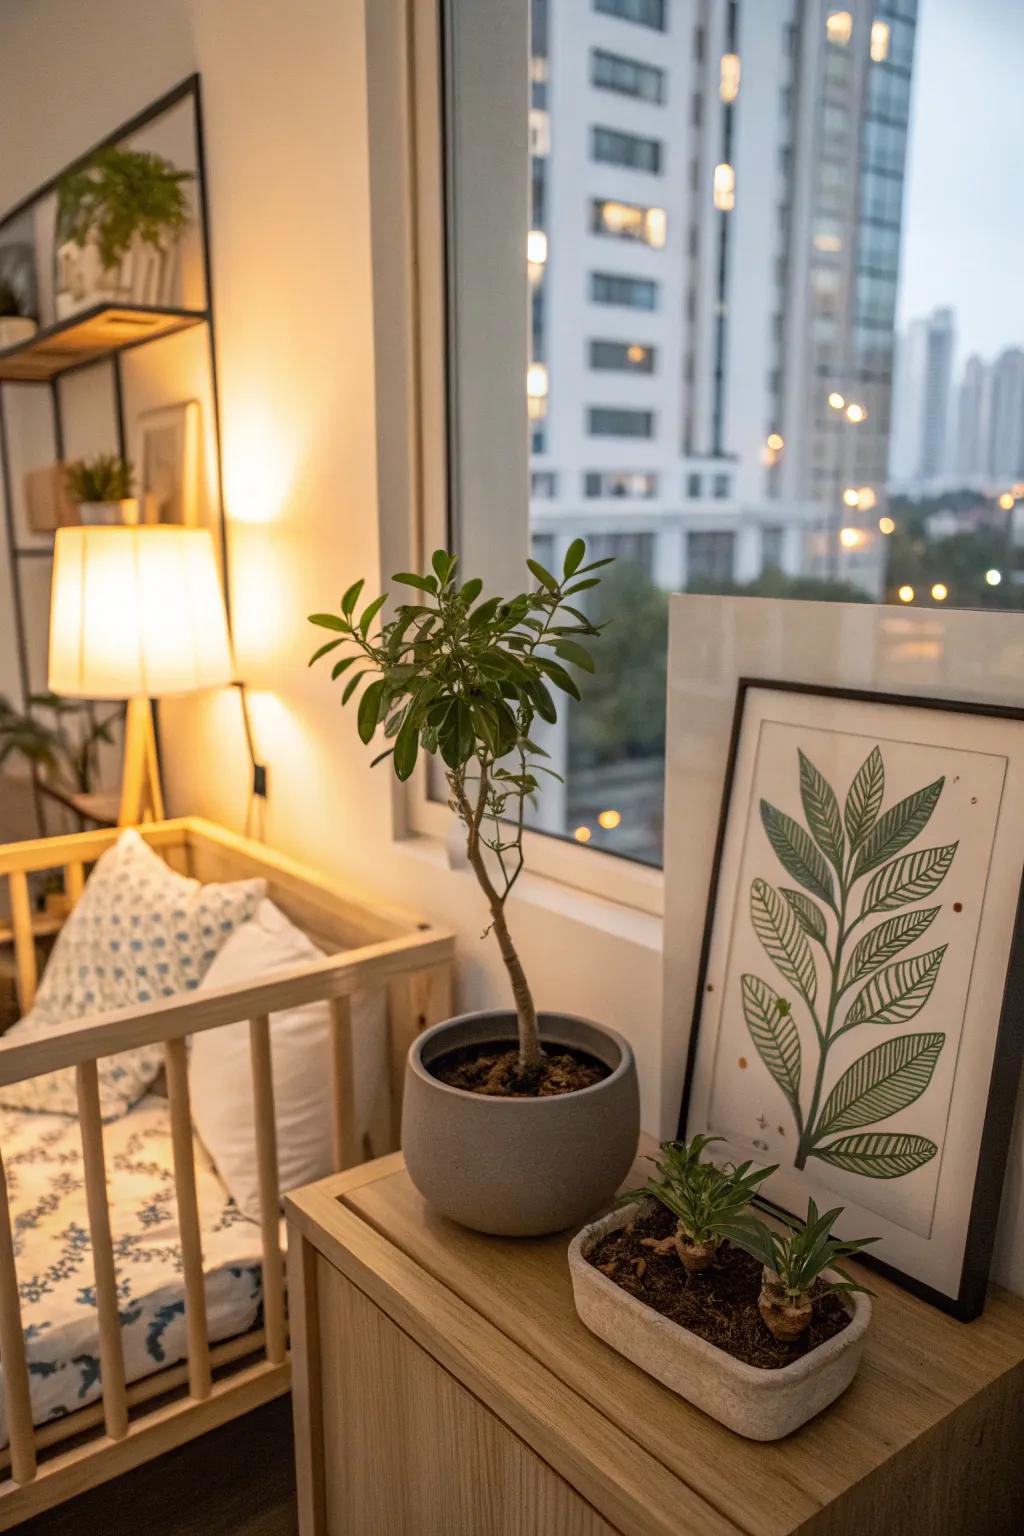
<box><xmin>285</xmin><ymin>1150</ymin><xmax>1024</xmax><ymax>1536</ymax></box>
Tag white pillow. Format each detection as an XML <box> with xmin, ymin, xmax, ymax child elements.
<box><xmin>189</xmin><ymin>898</ymin><xmax>386</xmax><ymax>1220</ymax></box>
<box><xmin>0</xmin><ymin>829</ymin><xmax>265</xmax><ymax>1120</ymax></box>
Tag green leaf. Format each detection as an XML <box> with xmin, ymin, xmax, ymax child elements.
<box><xmin>844</xmin><ymin>746</ymin><xmax>884</xmax><ymax>849</ymax></box>
<box><xmin>815</xmin><ymin>1032</ymin><xmax>945</xmax><ymax>1137</ymax></box>
<box><xmin>741</xmin><ymin>975</ymin><xmax>801</xmax><ymax>1114</ymax></box>
<box><xmin>811</xmin><ymin>1131</ymin><xmax>938</xmax><ymax>1179</ymax></box>
<box><xmin>536</xmin><ymin>657</ymin><xmax>581</xmax><ymax>700</ymax></box>
<box><xmin>357</xmin><ymin>679</ymin><xmax>384</xmax><ymax>743</ymax></box>
<box><xmin>459</xmin><ymin>577</ymin><xmax>483</xmax><ymax>606</ymax></box>
<box><xmin>308</xmin><ymin>613</ymin><xmax>347</xmax><ymax>631</ymax></box>
<box><xmin>468</xmin><ymin>596</ymin><xmax>502</xmax><ymax>630</ymax></box>
<box><xmin>842</xmin><ymin>907</ymin><xmax>940</xmax><ymax>989</ymax></box>
<box><xmin>526</xmin><ymin>558</ymin><xmax>559</xmax><ymax>593</ymax></box>
<box><xmin>341</xmin><ymin>670</ymin><xmax>368</xmax><ymax>705</ymax></box>
<box><xmin>369</xmin><ymin>747</ymin><xmax>394</xmax><ymax>768</ymax></box>
<box><xmin>529</xmin><ymin>678</ymin><xmax>558</xmax><ymax>724</ymax></box>
<box><xmin>862</xmin><ymin>843</ymin><xmax>958</xmax><ymax>914</ymax></box>
<box><xmin>359</xmin><ymin>592</ymin><xmax>388</xmax><ymax>637</ymax></box>
<box><xmin>392</xmin><ymin>571</ymin><xmax>438</xmax><ymax>594</ymax></box>
<box><xmin>781</xmin><ymin>888</ymin><xmax>828</xmax><ymax>945</ymax></box>
<box><xmin>552</xmin><ymin>640</ymin><xmax>595</xmax><ymax>673</ymax></box>
<box><xmin>331</xmin><ymin>655</ymin><xmax>358</xmax><ymax>681</ymax></box>
<box><xmin>750</xmin><ymin>879</ymin><xmax>817</xmax><ymax>1004</ymax></box>
<box><xmin>341</xmin><ymin>578</ymin><xmax>365</xmax><ymax>617</ymax></box>
<box><xmin>393</xmin><ymin>713</ymin><xmax>420</xmax><ymax>780</ymax></box>
<box><xmin>563</xmin><ymin>577</ymin><xmax>601</xmax><ymax>595</ymax></box>
<box><xmin>843</xmin><ymin>945</ymin><xmax>946</xmax><ymax>1029</ymax></box>
<box><xmin>563</xmin><ymin>537</ymin><xmax>586</xmax><ymax>578</ymax></box>
<box><xmin>852</xmin><ymin>777</ymin><xmax>945</xmax><ymax>878</ymax></box>
<box><xmin>308</xmin><ymin>638</ymin><xmax>343</xmax><ymax>666</ymax></box>
<box><xmin>798</xmin><ymin>750</ymin><xmax>845</xmax><ymax>872</ymax></box>
<box><xmin>431</xmin><ymin>549</ymin><xmax>454</xmax><ymax>585</ymax></box>
<box><xmin>760</xmin><ymin>800</ymin><xmax>835</xmax><ymax>906</ymax></box>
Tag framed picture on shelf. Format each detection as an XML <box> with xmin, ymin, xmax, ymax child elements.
<box><xmin>671</xmin><ymin>645</ymin><xmax>1024</xmax><ymax>1321</ymax></box>
<box><xmin>136</xmin><ymin>399</ymin><xmax>200</xmax><ymax>525</ymax></box>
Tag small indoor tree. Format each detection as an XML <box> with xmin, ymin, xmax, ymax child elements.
<box><xmin>309</xmin><ymin>543</ymin><xmax>609</xmax><ymax>1086</ymax></box>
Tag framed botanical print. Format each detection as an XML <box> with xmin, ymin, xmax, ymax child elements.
<box><xmin>679</xmin><ymin>677</ymin><xmax>1024</xmax><ymax>1319</ymax></box>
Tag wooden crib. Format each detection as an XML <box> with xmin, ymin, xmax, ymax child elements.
<box><xmin>0</xmin><ymin>817</ymin><xmax>455</xmax><ymax>1529</ymax></box>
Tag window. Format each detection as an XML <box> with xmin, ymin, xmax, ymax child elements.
<box><xmin>687</xmin><ymin>531</ymin><xmax>736</xmax><ymax>583</ymax></box>
<box><xmin>530</xmin><ymin>470</ymin><xmax>559</xmax><ymax>497</ymax></box>
<box><xmin>593</xmin><ymin>0</ymin><xmax>666</xmax><ymax>32</ymax></box>
<box><xmin>584</xmin><ymin>470</ymin><xmax>659</xmax><ymax>498</ymax></box>
<box><xmin>589</xmin><ymin>271</ymin><xmax>658</xmax><ymax>309</ymax></box>
<box><xmin>686</xmin><ymin>472</ymin><xmax>702</xmax><ymax>497</ymax></box>
<box><xmin>588</xmin><ymin>406</ymin><xmax>655</xmax><ymax>437</ymax></box>
<box><xmin>591</xmin><ymin>49</ymin><xmax>665</xmax><ymax>103</ymax></box>
<box><xmin>590</xmin><ymin>198</ymin><xmax>667</xmax><ymax>246</ymax></box>
<box><xmin>591</xmin><ymin>126</ymin><xmax>663</xmax><ymax>174</ymax></box>
<box><xmin>589</xmin><ymin>339</ymin><xmax>655</xmax><ymax>373</ymax></box>
<box><xmin>762</xmin><ymin>525</ymin><xmax>785</xmax><ymax>569</ymax></box>
<box><xmin>712</xmin><ymin>472</ymin><xmax>731</xmax><ymax>498</ymax></box>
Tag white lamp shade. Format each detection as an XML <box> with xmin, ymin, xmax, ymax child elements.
<box><xmin>49</xmin><ymin>525</ymin><xmax>234</xmax><ymax>699</ymax></box>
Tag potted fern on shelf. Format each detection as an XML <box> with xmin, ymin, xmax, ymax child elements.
<box><xmin>569</xmin><ymin>1134</ymin><xmax>876</xmax><ymax>1439</ymax></box>
<box><xmin>308</xmin><ymin>543</ymin><xmax>640</xmax><ymax>1235</ymax></box>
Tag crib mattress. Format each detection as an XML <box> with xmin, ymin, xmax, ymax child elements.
<box><xmin>0</xmin><ymin>1094</ymin><xmax>264</xmax><ymax>1447</ymax></box>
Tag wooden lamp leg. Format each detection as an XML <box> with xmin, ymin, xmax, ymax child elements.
<box><xmin>118</xmin><ymin>695</ymin><xmax>164</xmax><ymax>826</ymax></box>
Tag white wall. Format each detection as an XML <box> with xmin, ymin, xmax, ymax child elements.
<box><xmin>0</xmin><ymin>0</ymin><xmax>665</xmax><ymax>1132</ymax></box>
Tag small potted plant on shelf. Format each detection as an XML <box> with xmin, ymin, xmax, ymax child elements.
<box><xmin>0</xmin><ymin>276</ymin><xmax>37</xmax><ymax>349</ymax></box>
<box><xmin>569</xmin><ymin>1134</ymin><xmax>876</xmax><ymax>1439</ymax></box>
<box><xmin>308</xmin><ymin>543</ymin><xmax>640</xmax><ymax>1235</ymax></box>
<box><xmin>55</xmin><ymin>146</ymin><xmax>193</xmax><ymax>318</ymax></box>
<box><xmin>65</xmin><ymin>454</ymin><xmax>138</xmax><ymax>525</ymax></box>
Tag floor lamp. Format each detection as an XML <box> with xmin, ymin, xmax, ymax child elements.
<box><xmin>48</xmin><ymin>525</ymin><xmax>234</xmax><ymax>826</ymax></box>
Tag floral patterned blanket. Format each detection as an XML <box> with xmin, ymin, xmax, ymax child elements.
<box><xmin>0</xmin><ymin>1096</ymin><xmax>264</xmax><ymax>1446</ymax></box>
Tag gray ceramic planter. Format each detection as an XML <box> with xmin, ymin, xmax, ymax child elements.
<box><xmin>569</xmin><ymin>1202</ymin><xmax>872</xmax><ymax>1440</ymax></box>
<box><xmin>402</xmin><ymin>1010</ymin><xmax>640</xmax><ymax>1236</ymax></box>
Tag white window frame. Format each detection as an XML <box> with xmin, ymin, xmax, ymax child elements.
<box><xmin>368</xmin><ymin>0</ymin><xmax>664</xmax><ymax>918</ymax></box>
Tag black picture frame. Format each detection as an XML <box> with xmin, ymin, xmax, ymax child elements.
<box><xmin>677</xmin><ymin>677</ymin><xmax>1024</xmax><ymax>1321</ymax></box>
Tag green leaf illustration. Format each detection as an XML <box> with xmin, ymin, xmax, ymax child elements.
<box><xmin>741</xmin><ymin>975</ymin><xmax>801</xmax><ymax>1114</ymax></box>
<box><xmin>843</xmin><ymin>945</ymin><xmax>946</xmax><ymax>1029</ymax></box>
<box><xmin>815</xmin><ymin>1032</ymin><xmax>945</xmax><ymax>1137</ymax></box>
<box><xmin>862</xmin><ymin>843</ymin><xmax>958</xmax><ymax>914</ymax></box>
<box><xmin>751</xmin><ymin>879</ymin><xmax>818</xmax><ymax>1003</ymax></box>
<box><xmin>841</xmin><ymin>907</ymin><xmax>940</xmax><ymax>989</ymax></box>
<box><xmin>798</xmin><ymin>750</ymin><xmax>845</xmax><ymax>871</ymax></box>
<box><xmin>811</xmin><ymin>1131</ymin><xmax>938</xmax><ymax>1178</ymax></box>
<box><xmin>760</xmin><ymin>800</ymin><xmax>835</xmax><ymax>905</ymax></box>
<box><xmin>781</xmin><ymin>888</ymin><xmax>828</xmax><ymax>945</ymax></box>
<box><xmin>852</xmin><ymin>777</ymin><xmax>945</xmax><ymax>878</ymax></box>
<box><xmin>844</xmin><ymin>746</ymin><xmax>884</xmax><ymax>850</ymax></box>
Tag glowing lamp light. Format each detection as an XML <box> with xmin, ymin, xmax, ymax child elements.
<box><xmin>766</xmin><ymin>433</ymin><xmax>784</xmax><ymax>452</ymax></box>
<box><xmin>719</xmin><ymin>53</ymin><xmax>741</xmax><ymax>103</ymax></box>
<box><xmin>527</xmin><ymin>229</ymin><xmax>548</xmax><ymax>265</ymax></box>
<box><xmin>839</xmin><ymin>527</ymin><xmax>863</xmax><ymax>549</ymax></box>
<box><xmin>843</xmin><ymin>488</ymin><xmax>860</xmax><ymax>508</ymax></box>
<box><xmin>626</xmin><ymin>344</ymin><xmax>648</xmax><ymax>364</ymax></box>
<box><xmin>645</xmin><ymin>207</ymin><xmax>667</xmax><ymax>247</ymax></box>
<box><xmin>878</xmin><ymin>516</ymin><xmax>896</xmax><ymax>535</ymax></box>
<box><xmin>573</xmin><ymin>825</ymin><xmax>592</xmax><ymax>844</ymax></box>
<box><xmin>870</xmin><ymin>19</ymin><xmax>890</xmax><ymax>61</ymax></box>
<box><xmin>857</xmin><ymin>487</ymin><xmax>877</xmax><ymax>511</ymax></box>
<box><xmin>998</xmin><ymin>492</ymin><xmax>1015</xmax><ymax>511</ymax></box>
<box><xmin>898</xmin><ymin>585</ymin><xmax>915</xmax><ymax>603</ymax></box>
<box><xmin>986</xmin><ymin>568</ymin><xmax>1003</xmax><ymax>586</ymax></box>
<box><xmin>845</xmin><ymin>402</ymin><xmax>867</xmax><ymax>423</ymax></box>
<box><xmin>828</xmin><ymin>392</ymin><xmax>846</xmax><ymax>410</ymax></box>
<box><xmin>597</xmin><ymin>809</ymin><xmax>622</xmax><ymax>831</ymax></box>
<box><xmin>826</xmin><ymin>11</ymin><xmax>853</xmax><ymax>46</ymax></box>
<box><xmin>931</xmin><ymin>583</ymin><xmax>949</xmax><ymax>602</ymax></box>
<box><xmin>713</xmin><ymin>163</ymin><xmax>736</xmax><ymax>212</ymax></box>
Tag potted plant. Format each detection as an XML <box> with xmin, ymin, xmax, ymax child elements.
<box><xmin>308</xmin><ymin>543</ymin><xmax>640</xmax><ymax>1235</ymax></box>
<box><xmin>569</xmin><ymin>1135</ymin><xmax>875</xmax><ymax>1439</ymax></box>
<box><xmin>65</xmin><ymin>454</ymin><xmax>138</xmax><ymax>525</ymax></box>
<box><xmin>0</xmin><ymin>691</ymin><xmax>123</xmax><ymax>798</ymax></box>
<box><xmin>55</xmin><ymin>147</ymin><xmax>193</xmax><ymax>318</ymax></box>
<box><xmin>0</xmin><ymin>275</ymin><xmax>36</xmax><ymax>349</ymax></box>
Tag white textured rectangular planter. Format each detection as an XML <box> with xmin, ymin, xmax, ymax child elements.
<box><xmin>569</xmin><ymin>1202</ymin><xmax>872</xmax><ymax>1441</ymax></box>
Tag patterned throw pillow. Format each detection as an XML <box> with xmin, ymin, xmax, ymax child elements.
<box><xmin>0</xmin><ymin>829</ymin><xmax>265</xmax><ymax>1120</ymax></box>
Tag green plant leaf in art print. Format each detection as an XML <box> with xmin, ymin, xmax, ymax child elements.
<box><xmin>750</xmin><ymin>879</ymin><xmax>818</xmax><ymax>1004</ymax></box>
<box><xmin>741</xmin><ymin>975</ymin><xmax>802</xmax><ymax>1114</ymax></box>
<box><xmin>841</xmin><ymin>907</ymin><xmax>941</xmax><ymax>990</ymax></box>
<box><xmin>798</xmin><ymin>750</ymin><xmax>845</xmax><ymax>871</ymax></box>
<box><xmin>843</xmin><ymin>945</ymin><xmax>946</xmax><ymax>1029</ymax></box>
<box><xmin>760</xmin><ymin>800</ymin><xmax>835</xmax><ymax>906</ymax></box>
<box><xmin>862</xmin><ymin>843</ymin><xmax>958</xmax><ymax>914</ymax></box>
<box><xmin>852</xmin><ymin>777</ymin><xmax>945</xmax><ymax>878</ymax></box>
<box><xmin>781</xmin><ymin>888</ymin><xmax>828</xmax><ymax>945</ymax></box>
<box><xmin>844</xmin><ymin>746</ymin><xmax>884</xmax><ymax>850</ymax></box>
<box><xmin>811</xmin><ymin>1131</ymin><xmax>938</xmax><ymax>1179</ymax></box>
<box><xmin>814</xmin><ymin>1032</ymin><xmax>945</xmax><ymax>1137</ymax></box>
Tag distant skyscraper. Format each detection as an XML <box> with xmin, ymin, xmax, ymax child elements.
<box><xmin>952</xmin><ymin>354</ymin><xmax>991</xmax><ymax>481</ymax></box>
<box><xmin>888</xmin><ymin>305</ymin><xmax>955</xmax><ymax>488</ymax></box>
<box><xmin>987</xmin><ymin>348</ymin><xmax>1024</xmax><ymax>485</ymax></box>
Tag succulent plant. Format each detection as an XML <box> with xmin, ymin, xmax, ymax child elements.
<box><xmin>625</xmin><ymin>1134</ymin><xmax>777</xmax><ymax>1272</ymax></box>
<box><xmin>733</xmin><ymin>1197</ymin><xmax>877</xmax><ymax>1341</ymax></box>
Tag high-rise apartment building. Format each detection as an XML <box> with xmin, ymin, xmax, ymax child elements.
<box><xmin>952</xmin><ymin>353</ymin><xmax>992</xmax><ymax>483</ymax></box>
<box><xmin>987</xmin><ymin>348</ymin><xmax>1024</xmax><ymax>485</ymax></box>
<box><xmin>528</xmin><ymin>0</ymin><xmax>917</xmax><ymax>600</ymax></box>
<box><xmin>888</xmin><ymin>305</ymin><xmax>955</xmax><ymax>491</ymax></box>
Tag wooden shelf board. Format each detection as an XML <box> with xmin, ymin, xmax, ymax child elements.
<box><xmin>0</xmin><ymin>304</ymin><xmax>207</xmax><ymax>382</ymax></box>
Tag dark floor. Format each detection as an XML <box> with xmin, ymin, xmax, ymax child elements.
<box><xmin>26</xmin><ymin>1396</ymin><xmax>299</xmax><ymax>1536</ymax></box>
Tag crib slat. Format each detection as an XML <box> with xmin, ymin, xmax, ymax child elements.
<box><xmin>76</xmin><ymin>1060</ymin><xmax>129</xmax><ymax>1440</ymax></box>
<box><xmin>164</xmin><ymin>1036</ymin><xmax>212</xmax><ymax>1400</ymax></box>
<box><xmin>64</xmin><ymin>860</ymin><xmax>85</xmax><ymax>909</ymax></box>
<box><xmin>0</xmin><ymin>1143</ymin><xmax>36</xmax><ymax>1483</ymax></box>
<box><xmin>329</xmin><ymin>995</ymin><xmax>358</xmax><ymax>1170</ymax></box>
<box><xmin>8</xmin><ymin>870</ymin><xmax>37</xmax><ymax>1014</ymax></box>
<box><xmin>249</xmin><ymin>1015</ymin><xmax>286</xmax><ymax>1364</ymax></box>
